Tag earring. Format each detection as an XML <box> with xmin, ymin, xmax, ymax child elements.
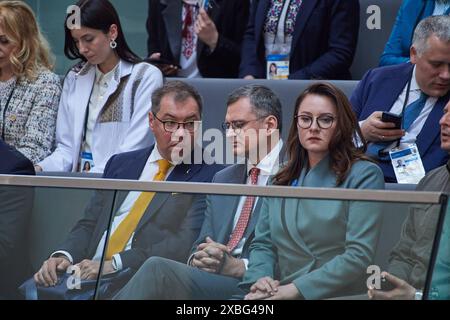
<box><xmin>110</xmin><ymin>39</ymin><xmax>117</xmax><ymax>49</ymax></box>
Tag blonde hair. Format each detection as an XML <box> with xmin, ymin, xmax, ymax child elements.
<box><xmin>0</xmin><ymin>1</ymin><xmax>54</xmax><ymax>80</ymax></box>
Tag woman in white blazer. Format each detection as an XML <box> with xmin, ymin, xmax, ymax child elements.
<box><xmin>37</xmin><ymin>0</ymin><xmax>163</xmax><ymax>173</ymax></box>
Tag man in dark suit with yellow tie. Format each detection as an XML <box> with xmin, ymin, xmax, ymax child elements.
<box><xmin>114</xmin><ymin>84</ymin><xmax>283</xmax><ymax>300</ymax></box>
<box><xmin>32</xmin><ymin>81</ymin><xmax>223</xmax><ymax>292</ymax></box>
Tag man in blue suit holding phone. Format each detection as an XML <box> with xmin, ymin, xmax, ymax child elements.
<box><xmin>351</xmin><ymin>15</ymin><xmax>450</xmax><ymax>182</ymax></box>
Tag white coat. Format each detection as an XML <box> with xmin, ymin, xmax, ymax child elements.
<box><xmin>38</xmin><ymin>60</ymin><xmax>163</xmax><ymax>173</ymax></box>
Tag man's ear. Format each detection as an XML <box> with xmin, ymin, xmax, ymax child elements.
<box><xmin>265</xmin><ymin>115</ymin><xmax>278</xmax><ymax>134</ymax></box>
<box><xmin>149</xmin><ymin>112</ymin><xmax>155</xmax><ymax>132</ymax></box>
<box><xmin>410</xmin><ymin>46</ymin><xmax>418</xmax><ymax>64</ymax></box>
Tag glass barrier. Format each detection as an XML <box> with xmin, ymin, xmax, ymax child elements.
<box><xmin>424</xmin><ymin>203</ymin><xmax>450</xmax><ymax>300</ymax></box>
<box><xmin>0</xmin><ymin>183</ymin><xmax>116</xmax><ymax>300</ymax></box>
<box><xmin>0</xmin><ymin>175</ymin><xmax>447</xmax><ymax>300</ymax></box>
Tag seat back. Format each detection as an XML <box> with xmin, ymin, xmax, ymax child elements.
<box><xmin>351</xmin><ymin>0</ymin><xmax>403</xmax><ymax>79</ymax></box>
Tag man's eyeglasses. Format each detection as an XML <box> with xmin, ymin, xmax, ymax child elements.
<box><xmin>295</xmin><ymin>114</ymin><xmax>336</xmax><ymax>129</ymax></box>
<box><xmin>153</xmin><ymin>113</ymin><xmax>201</xmax><ymax>133</ymax></box>
<box><xmin>221</xmin><ymin>115</ymin><xmax>268</xmax><ymax>134</ymax></box>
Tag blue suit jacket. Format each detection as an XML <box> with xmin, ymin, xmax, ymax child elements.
<box><xmin>239</xmin><ymin>0</ymin><xmax>359</xmax><ymax>80</ymax></box>
<box><xmin>57</xmin><ymin>146</ymin><xmax>224</xmax><ymax>270</ymax></box>
<box><xmin>0</xmin><ymin>139</ymin><xmax>34</xmax><ymax>175</ymax></box>
<box><xmin>380</xmin><ymin>0</ymin><xmax>439</xmax><ymax>66</ymax></box>
<box><xmin>351</xmin><ymin>63</ymin><xmax>450</xmax><ymax>182</ymax></box>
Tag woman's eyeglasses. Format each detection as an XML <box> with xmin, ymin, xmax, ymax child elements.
<box><xmin>295</xmin><ymin>114</ymin><xmax>336</xmax><ymax>129</ymax></box>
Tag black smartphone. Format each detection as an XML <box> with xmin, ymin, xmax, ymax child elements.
<box><xmin>146</xmin><ymin>57</ymin><xmax>182</xmax><ymax>69</ymax></box>
<box><xmin>381</xmin><ymin>111</ymin><xmax>402</xmax><ymax>129</ymax></box>
<box><xmin>379</xmin><ymin>275</ymin><xmax>396</xmax><ymax>291</ymax></box>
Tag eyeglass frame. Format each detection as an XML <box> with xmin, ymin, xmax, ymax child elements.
<box><xmin>152</xmin><ymin>112</ymin><xmax>202</xmax><ymax>133</ymax></box>
<box><xmin>294</xmin><ymin>114</ymin><xmax>336</xmax><ymax>129</ymax></box>
<box><xmin>221</xmin><ymin>115</ymin><xmax>269</xmax><ymax>134</ymax></box>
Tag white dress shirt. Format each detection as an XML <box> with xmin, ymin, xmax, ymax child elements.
<box><xmin>386</xmin><ymin>66</ymin><xmax>437</xmax><ymax>150</ymax></box>
<box><xmin>229</xmin><ymin>140</ymin><xmax>283</xmax><ymax>268</ymax></box>
<box><xmin>83</xmin><ymin>64</ymin><xmax>118</xmax><ymax>157</ymax></box>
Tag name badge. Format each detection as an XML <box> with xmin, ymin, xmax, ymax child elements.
<box><xmin>79</xmin><ymin>152</ymin><xmax>94</xmax><ymax>173</ymax></box>
<box><xmin>266</xmin><ymin>54</ymin><xmax>289</xmax><ymax>80</ymax></box>
<box><xmin>389</xmin><ymin>144</ymin><xmax>425</xmax><ymax>184</ymax></box>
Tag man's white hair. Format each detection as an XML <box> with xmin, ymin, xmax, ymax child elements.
<box><xmin>412</xmin><ymin>15</ymin><xmax>450</xmax><ymax>56</ymax></box>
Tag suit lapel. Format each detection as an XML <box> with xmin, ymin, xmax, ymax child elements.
<box><xmin>71</xmin><ymin>66</ymin><xmax>96</xmax><ymax>170</ymax></box>
<box><xmin>255</xmin><ymin>0</ymin><xmax>271</xmax><ymax>52</ymax></box>
<box><xmin>216</xmin><ymin>165</ymin><xmax>248</xmax><ymax>244</ymax></box>
<box><xmin>290</xmin><ymin>0</ymin><xmax>318</xmax><ymax>54</ymax></box>
<box><xmin>242</xmin><ymin>196</ymin><xmax>263</xmax><ymax>242</ymax></box>
<box><xmin>135</xmin><ymin>161</ymin><xmax>204</xmax><ymax>231</ymax></box>
<box><xmin>281</xmin><ymin>198</ymin><xmax>315</xmax><ymax>257</ymax></box>
<box><xmin>416</xmin><ymin>94</ymin><xmax>449</xmax><ymax>156</ymax></box>
<box><xmin>369</xmin><ymin>64</ymin><xmax>414</xmax><ymax>117</ymax></box>
<box><xmin>110</xmin><ymin>146</ymin><xmax>153</xmax><ymax>180</ymax></box>
<box><xmin>161</xmin><ymin>0</ymin><xmax>183</xmax><ymax>61</ymax></box>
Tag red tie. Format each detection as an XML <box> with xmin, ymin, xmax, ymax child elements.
<box><xmin>227</xmin><ymin>167</ymin><xmax>260</xmax><ymax>251</ymax></box>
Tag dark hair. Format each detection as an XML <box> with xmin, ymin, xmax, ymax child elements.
<box><xmin>274</xmin><ymin>82</ymin><xmax>370</xmax><ymax>186</ymax></box>
<box><xmin>226</xmin><ymin>85</ymin><xmax>282</xmax><ymax>133</ymax></box>
<box><xmin>151</xmin><ymin>80</ymin><xmax>203</xmax><ymax>116</ymax></box>
<box><xmin>64</xmin><ymin>0</ymin><xmax>141</xmax><ymax>64</ymax></box>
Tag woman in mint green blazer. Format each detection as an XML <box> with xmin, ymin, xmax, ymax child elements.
<box><xmin>240</xmin><ymin>83</ymin><xmax>385</xmax><ymax>300</ymax></box>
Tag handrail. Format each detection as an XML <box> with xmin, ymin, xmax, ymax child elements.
<box><xmin>0</xmin><ymin>175</ymin><xmax>445</xmax><ymax>204</ymax></box>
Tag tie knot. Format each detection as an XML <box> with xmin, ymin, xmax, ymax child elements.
<box><xmin>249</xmin><ymin>167</ymin><xmax>260</xmax><ymax>185</ymax></box>
<box><xmin>157</xmin><ymin>159</ymin><xmax>172</xmax><ymax>175</ymax></box>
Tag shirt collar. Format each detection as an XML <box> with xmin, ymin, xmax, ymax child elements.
<box><xmin>148</xmin><ymin>143</ymin><xmax>181</xmax><ymax>166</ymax></box>
<box><xmin>247</xmin><ymin>140</ymin><xmax>283</xmax><ymax>176</ymax></box>
<box><xmin>411</xmin><ymin>65</ymin><xmax>421</xmax><ymax>92</ymax></box>
<box><xmin>148</xmin><ymin>143</ymin><xmax>165</xmax><ymax>164</ymax></box>
<box><xmin>95</xmin><ymin>62</ymin><xmax>119</xmax><ymax>85</ymax></box>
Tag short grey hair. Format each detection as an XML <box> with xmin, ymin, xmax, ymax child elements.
<box><xmin>151</xmin><ymin>80</ymin><xmax>203</xmax><ymax>116</ymax></box>
<box><xmin>412</xmin><ymin>15</ymin><xmax>450</xmax><ymax>56</ymax></box>
<box><xmin>227</xmin><ymin>85</ymin><xmax>283</xmax><ymax>133</ymax></box>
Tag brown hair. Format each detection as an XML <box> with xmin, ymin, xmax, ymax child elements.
<box><xmin>151</xmin><ymin>80</ymin><xmax>203</xmax><ymax>116</ymax></box>
<box><xmin>273</xmin><ymin>82</ymin><xmax>370</xmax><ymax>186</ymax></box>
<box><xmin>0</xmin><ymin>1</ymin><xmax>54</xmax><ymax>80</ymax></box>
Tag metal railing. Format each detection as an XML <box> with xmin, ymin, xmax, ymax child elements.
<box><xmin>0</xmin><ymin>174</ymin><xmax>445</xmax><ymax>204</ymax></box>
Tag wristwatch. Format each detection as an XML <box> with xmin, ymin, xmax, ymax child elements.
<box><xmin>414</xmin><ymin>290</ymin><xmax>423</xmax><ymax>300</ymax></box>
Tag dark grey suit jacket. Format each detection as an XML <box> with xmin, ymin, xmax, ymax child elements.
<box><xmin>190</xmin><ymin>164</ymin><xmax>265</xmax><ymax>259</ymax></box>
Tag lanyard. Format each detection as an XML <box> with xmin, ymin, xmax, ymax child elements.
<box><xmin>400</xmin><ymin>75</ymin><xmax>413</xmax><ymax>125</ymax></box>
<box><xmin>1</xmin><ymin>84</ymin><xmax>16</xmax><ymax>140</ymax></box>
<box><xmin>81</xmin><ymin>82</ymin><xmax>96</xmax><ymax>147</ymax></box>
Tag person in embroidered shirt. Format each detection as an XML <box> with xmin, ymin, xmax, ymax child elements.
<box><xmin>36</xmin><ymin>0</ymin><xmax>163</xmax><ymax>173</ymax></box>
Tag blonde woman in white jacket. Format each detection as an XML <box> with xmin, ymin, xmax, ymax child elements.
<box><xmin>37</xmin><ymin>0</ymin><xmax>163</xmax><ymax>173</ymax></box>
